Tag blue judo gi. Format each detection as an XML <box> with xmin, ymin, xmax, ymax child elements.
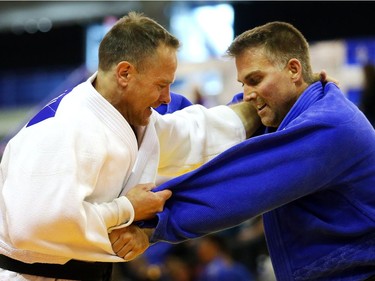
<box><xmin>150</xmin><ymin>82</ymin><xmax>375</xmax><ymax>281</ymax></box>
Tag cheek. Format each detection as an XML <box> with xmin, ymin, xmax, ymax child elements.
<box><xmin>261</xmin><ymin>75</ymin><xmax>290</xmax><ymax>101</ymax></box>
<box><xmin>134</xmin><ymin>86</ymin><xmax>155</xmax><ymax>104</ymax></box>
<box><xmin>141</xmin><ymin>82</ymin><xmax>159</xmax><ymax>100</ymax></box>
<box><xmin>259</xmin><ymin>82</ymin><xmax>279</xmax><ymax>100</ymax></box>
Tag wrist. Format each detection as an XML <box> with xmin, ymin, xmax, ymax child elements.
<box><xmin>143</xmin><ymin>228</ymin><xmax>155</xmax><ymax>244</ymax></box>
<box><xmin>230</xmin><ymin>102</ymin><xmax>260</xmax><ymax>138</ymax></box>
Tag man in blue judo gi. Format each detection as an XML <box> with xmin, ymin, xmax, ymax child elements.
<box><xmin>113</xmin><ymin>22</ymin><xmax>375</xmax><ymax>281</ymax></box>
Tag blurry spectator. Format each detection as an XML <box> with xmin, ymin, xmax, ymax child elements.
<box><xmin>195</xmin><ymin>234</ymin><xmax>254</xmax><ymax>281</ymax></box>
<box><xmin>163</xmin><ymin>243</ymin><xmax>197</xmax><ymax>281</ymax></box>
<box><xmin>192</xmin><ymin>86</ymin><xmax>205</xmax><ymax>106</ymax></box>
<box><xmin>232</xmin><ymin>217</ymin><xmax>272</xmax><ymax>279</ymax></box>
<box><xmin>359</xmin><ymin>63</ymin><xmax>375</xmax><ymax>126</ymax></box>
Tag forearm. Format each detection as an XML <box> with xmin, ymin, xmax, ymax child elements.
<box><xmin>157</xmin><ymin>105</ymin><xmax>246</xmax><ymax>176</ymax></box>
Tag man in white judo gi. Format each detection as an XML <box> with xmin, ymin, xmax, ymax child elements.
<box><xmin>0</xmin><ymin>12</ymin><xmax>260</xmax><ymax>281</ymax></box>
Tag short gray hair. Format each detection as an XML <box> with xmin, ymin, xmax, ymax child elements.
<box><xmin>98</xmin><ymin>11</ymin><xmax>180</xmax><ymax>71</ymax></box>
<box><xmin>227</xmin><ymin>21</ymin><xmax>314</xmax><ymax>83</ymax></box>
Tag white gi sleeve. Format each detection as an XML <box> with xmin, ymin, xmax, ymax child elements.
<box><xmin>155</xmin><ymin>104</ymin><xmax>246</xmax><ymax>176</ymax></box>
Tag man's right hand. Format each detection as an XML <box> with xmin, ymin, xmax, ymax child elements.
<box><xmin>125</xmin><ymin>183</ymin><xmax>172</xmax><ymax>221</ymax></box>
<box><xmin>109</xmin><ymin>225</ymin><xmax>150</xmax><ymax>261</ymax></box>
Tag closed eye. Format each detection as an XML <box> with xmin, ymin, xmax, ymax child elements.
<box><xmin>158</xmin><ymin>84</ymin><xmax>167</xmax><ymax>91</ymax></box>
<box><xmin>243</xmin><ymin>71</ymin><xmax>263</xmax><ymax>87</ymax></box>
<box><xmin>246</xmin><ymin>76</ymin><xmax>262</xmax><ymax>86</ymax></box>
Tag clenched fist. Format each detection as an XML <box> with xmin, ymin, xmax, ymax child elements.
<box><xmin>125</xmin><ymin>183</ymin><xmax>172</xmax><ymax>221</ymax></box>
<box><xmin>109</xmin><ymin>225</ymin><xmax>149</xmax><ymax>261</ymax></box>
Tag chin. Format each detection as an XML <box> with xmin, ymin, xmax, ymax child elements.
<box><xmin>140</xmin><ymin>117</ymin><xmax>150</xmax><ymax>126</ymax></box>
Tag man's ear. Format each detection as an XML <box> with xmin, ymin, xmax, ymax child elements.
<box><xmin>116</xmin><ymin>61</ymin><xmax>133</xmax><ymax>86</ymax></box>
<box><xmin>287</xmin><ymin>58</ymin><xmax>302</xmax><ymax>82</ymax></box>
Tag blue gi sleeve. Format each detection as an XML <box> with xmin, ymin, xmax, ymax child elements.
<box><xmin>149</xmin><ymin>88</ymin><xmax>374</xmax><ymax>242</ymax></box>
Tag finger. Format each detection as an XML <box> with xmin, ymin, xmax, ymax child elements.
<box><xmin>124</xmin><ymin>244</ymin><xmax>147</xmax><ymax>261</ymax></box>
<box><xmin>124</xmin><ymin>250</ymin><xmax>136</xmax><ymax>261</ymax></box>
<box><xmin>117</xmin><ymin>243</ymin><xmax>134</xmax><ymax>258</ymax></box>
<box><xmin>111</xmin><ymin>238</ymin><xmax>123</xmax><ymax>253</ymax></box>
<box><xmin>108</xmin><ymin>231</ymin><xmax>120</xmax><ymax>244</ymax></box>
<box><xmin>319</xmin><ymin>69</ymin><xmax>327</xmax><ymax>81</ymax></box>
<box><xmin>124</xmin><ymin>250</ymin><xmax>140</xmax><ymax>261</ymax></box>
<box><xmin>112</xmin><ymin>239</ymin><xmax>127</xmax><ymax>253</ymax></box>
<box><xmin>111</xmin><ymin>234</ymin><xmax>131</xmax><ymax>253</ymax></box>
<box><xmin>113</xmin><ymin>235</ymin><xmax>134</xmax><ymax>257</ymax></box>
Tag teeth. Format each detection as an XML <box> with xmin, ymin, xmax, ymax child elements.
<box><xmin>258</xmin><ymin>104</ymin><xmax>266</xmax><ymax>110</ymax></box>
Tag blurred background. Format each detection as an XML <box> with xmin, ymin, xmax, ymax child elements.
<box><xmin>1</xmin><ymin>1</ymin><xmax>375</xmax><ymax>280</ymax></box>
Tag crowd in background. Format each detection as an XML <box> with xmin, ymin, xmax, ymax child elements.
<box><xmin>359</xmin><ymin>63</ymin><xmax>375</xmax><ymax>127</ymax></box>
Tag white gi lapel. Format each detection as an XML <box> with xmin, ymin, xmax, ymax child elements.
<box><xmin>119</xmin><ymin>112</ymin><xmax>160</xmax><ymax>196</ymax></box>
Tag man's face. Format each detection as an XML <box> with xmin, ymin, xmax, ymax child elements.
<box><xmin>121</xmin><ymin>46</ymin><xmax>177</xmax><ymax>127</ymax></box>
<box><xmin>236</xmin><ymin>48</ymin><xmax>300</xmax><ymax>128</ymax></box>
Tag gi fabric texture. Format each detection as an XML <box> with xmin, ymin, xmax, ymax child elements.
<box><xmin>151</xmin><ymin>82</ymin><xmax>375</xmax><ymax>281</ymax></box>
<box><xmin>0</xmin><ymin>73</ymin><xmax>245</xmax><ymax>266</ymax></box>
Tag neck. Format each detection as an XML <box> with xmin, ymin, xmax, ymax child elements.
<box><xmin>94</xmin><ymin>70</ymin><xmax>119</xmax><ymax>105</ymax></box>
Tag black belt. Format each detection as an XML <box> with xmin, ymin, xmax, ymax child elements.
<box><xmin>0</xmin><ymin>254</ymin><xmax>112</xmax><ymax>281</ymax></box>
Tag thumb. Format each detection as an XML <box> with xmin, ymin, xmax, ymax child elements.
<box><xmin>156</xmin><ymin>189</ymin><xmax>172</xmax><ymax>201</ymax></box>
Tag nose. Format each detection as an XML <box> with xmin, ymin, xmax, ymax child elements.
<box><xmin>160</xmin><ymin>87</ymin><xmax>171</xmax><ymax>104</ymax></box>
<box><xmin>243</xmin><ymin>87</ymin><xmax>257</xmax><ymax>102</ymax></box>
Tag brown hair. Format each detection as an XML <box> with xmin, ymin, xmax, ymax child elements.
<box><xmin>98</xmin><ymin>11</ymin><xmax>180</xmax><ymax>72</ymax></box>
<box><xmin>227</xmin><ymin>21</ymin><xmax>314</xmax><ymax>83</ymax></box>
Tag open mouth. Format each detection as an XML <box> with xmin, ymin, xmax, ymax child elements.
<box><xmin>257</xmin><ymin>104</ymin><xmax>266</xmax><ymax>111</ymax></box>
